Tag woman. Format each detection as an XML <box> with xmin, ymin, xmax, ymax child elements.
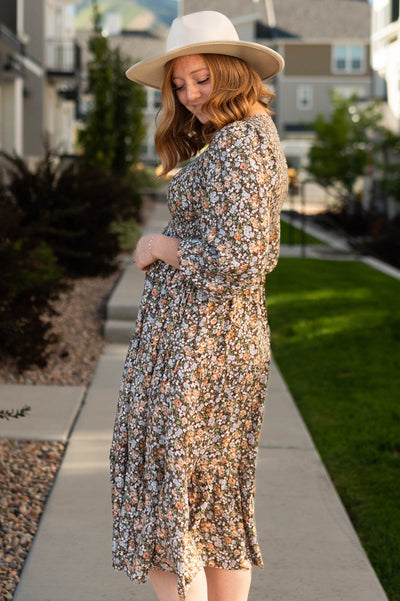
<box><xmin>110</xmin><ymin>11</ymin><xmax>288</xmax><ymax>601</ymax></box>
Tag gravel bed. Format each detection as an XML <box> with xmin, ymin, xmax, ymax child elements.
<box><xmin>0</xmin><ymin>268</ymin><xmax>123</xmax><ymax>599</ymax></box>
<box><xmin>0</xmin><ymin>440</ymin><xmax>66</xmax><ymax>601</ymax></box>
<box><xmin>0</xmin><ymin>270</ymin><xmax>122</xmax><ymax>386</ymax></box>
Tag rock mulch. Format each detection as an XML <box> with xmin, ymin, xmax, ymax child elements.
<box><xmin>0</xmin><ymin>270</ymin><xmax>122</xmax><ymax>386</ymax></box>
<box><xmin>0</xmin><ymin>440</ymin><xmax>66</xmax><ymax>601</ymax></box>
<box><xmin>0</xmin><ymin>268</ymin><xmax>123</xmax><ymax>600</ymax></box>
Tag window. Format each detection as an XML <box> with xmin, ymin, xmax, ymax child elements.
<box><xmin>350</xmin><ymin>46</ymin><xmax>363</xmax><ymax>71</ymax></box>
<box><xmin>154</xmin><ymin>90</ymin><xmax>162</xmax><ymax>109</ymax></box>
<box><xmin>392</xmin><ymin>0</ymin><xmax>399</xmax><ymax>23</ymax></box>
<box><xmin>297</xmin><ymin>85</ymin><xmax>313</xmax><ymax>110</ymax></box>
<box><xmin>334</xmin><ymin>46</ymin><xmax>347</xmax><ymax>71</ymax></box>
<box><xmin>333</xmin><ymin>45</ymin><xmax>365</xmax><ymax>73</ymax></box>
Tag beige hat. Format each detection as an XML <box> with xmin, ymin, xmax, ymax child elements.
<box><xmin>126</xmin><ymin>11</ymin><xmax>284</xmax><ymax>89</ymax></box>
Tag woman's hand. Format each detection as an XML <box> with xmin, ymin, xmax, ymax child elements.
<box><xmin>134</xmin><ymin>234</ymin><xmax>157</xmax><ymax>271</ymax></box>
<box><xmin>134</xmin><ymin>234</ymin><xmax>181</xmax><ymax>271</ymax></box>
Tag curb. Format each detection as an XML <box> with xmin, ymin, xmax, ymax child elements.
<box><xmin>281</xmin><ymin>213</ymin><xmax>400</xmax><ymax>279</ymax></box>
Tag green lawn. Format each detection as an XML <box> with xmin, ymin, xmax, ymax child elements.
<box><xmin>265</xmin><ymin>258</ymin><xmax>400</xmax><ymax>601</ymax></box>
<box><xmin>280</xmin><ymin>219</ymin><xmax>324</xmax><ymax>245</ymax></box>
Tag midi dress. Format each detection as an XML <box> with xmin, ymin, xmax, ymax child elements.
<box><xmin>110</xmin><ymin>113</ymin><xmax>288</xmax><ymax>600</ymax></box>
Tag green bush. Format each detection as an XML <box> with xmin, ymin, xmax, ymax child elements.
<box><xmin>0</xmin><ymin>209</ymin><xmax>65</xmax><ymax>369</ymax></box>
<box><xmin>50</xmin><ymin>162</ymin><xmax>142</xmax><ymax>275</ymax></box>
<box><xmin>1</xmin><ymin>149</ymin><xmax>142</xmax><ymax>276</ymax></box>
<box><xmin>0</xmin><ymin>147</ymin><xmax>143</xmax><ymax>370</ymax></box>
<box><xmin>110</xmin><ymin>218</ymin><xmax>142</xmax><ymax>252</ymax></box>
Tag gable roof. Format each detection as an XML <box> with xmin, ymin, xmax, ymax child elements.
<box><xmin>183</xmin><ymin>0</ymin><xmax>266</xmax><ymax>22</ymax></box>
<box><xmin>183</xmin><ymin>0</ymin><xmax>370</xmax><ymax>41</ymax></box>
<box><xmin>270</xmin><ymin>0</ymin><xmax>370</xmax><ymax>40</ymax></box>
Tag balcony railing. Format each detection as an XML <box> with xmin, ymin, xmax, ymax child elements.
<box><xmin>0</xmin><ymin>22</ymin><xmax>24</xmax><ymax>54</ymax></box>
<box><xmin>46</xmin><ymin>39</ymin><xmax>81</xmax><ymax>78</ymax></box>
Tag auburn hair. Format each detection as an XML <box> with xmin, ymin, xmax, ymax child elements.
<box><xmin>155</xmin><ymin>54</ymin><xmax>275</xmax><ymax>176</ymax></box>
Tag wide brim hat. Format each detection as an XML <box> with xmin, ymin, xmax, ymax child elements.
<box><xmin>126</xmin><ymin>11</ymin><xmax>284</xmax><ymax>89</ymax></box>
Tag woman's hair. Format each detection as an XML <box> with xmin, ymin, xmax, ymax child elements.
<box><xmin>155</xmin><ymin>54</ymin><xmax>275</xmax><ymax>176</ymax></box>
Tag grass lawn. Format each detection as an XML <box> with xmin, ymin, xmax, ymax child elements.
<box><xmin>280</xmin><ymin>219</ymin><xmax>324</xmax><ymax>245</ymax></box>
<box><xmin>265</xmin><ymin>258</ymin><xmax>400</xmax><ymax>601</ymax></box>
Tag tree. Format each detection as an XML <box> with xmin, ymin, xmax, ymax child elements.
<box><xmin>110</xmin><ymin>47</ymin><xmax>147</xmax><ymax>176</ymax></box>
<box><xmin>380</xmin><ymin>129</ymin><xmax>400</xmax><ymax>206</ymax></box>
<box><xmin>308</xmin><ymin>91</ymin><xmax>383</xmax><ymax>209</ymax></box>
<box><xmin>79</xmin><ymin>0</ymin><xmax>146</xmax><ymax>177</ymax></box>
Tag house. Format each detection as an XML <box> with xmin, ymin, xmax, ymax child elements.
<box><xmin>183</xmin><ymin>0</ymin><xmax>372</xmax><ymax>168</ymax></box>
<box><xmin>0</xmin><ymin>0</ymin><xmax>81</xmax><ymax>164</ymax></box>
<box><xmin>371</xmin><ymin>0</ymin><xmax>400</xmax><ymax>132</ymax></box>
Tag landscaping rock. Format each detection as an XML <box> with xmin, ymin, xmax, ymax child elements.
<box><xmin>0</xmin><ymin>268</ymin><xmax>122</xmax><ymax>599</ymax></box>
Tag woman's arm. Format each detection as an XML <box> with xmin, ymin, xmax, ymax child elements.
<box><xmin>134</xmin><ymin>233</ymin><xmax>181</xmax><ymax>271</ymax></box>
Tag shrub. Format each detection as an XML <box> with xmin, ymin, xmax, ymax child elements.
<box><xmin>0</xmin><ymin>147</ymin><xmax>143</xmax><ymax>370</ymax></box>
<box><xmin>0</xmin><ymin>197</ymin><xmax>64</xmax><ymax>369</ymax></box>
<box><xmin>356</xmin><ymin>215</ymin><xmax>400</xmax><ymax>268</ymax></box>
<box><xmin>0</xmin><ymin>149</ymin><xmax>142</xmax><ymax>277</ymax></box>
<box><xmin>48</xmin><ymin>161</ymin><xmax>142</xmax><ymax>275</ymax></box>
<box><xmin>110</xmin><ymin>218</ymin><xmax>142</xmax><ymax>253</ymax></box>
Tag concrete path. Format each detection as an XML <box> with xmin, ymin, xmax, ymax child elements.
<box><xmin>0</xmin><ymin>386</ymin><xmax>84</xmax><ymax>442</ymax></box>
<box><xmin>8</xmin><ymin>202</ymin><xmax>389</xmax><ymax>601</ymax></box>
<box><xmin>104</xmin><ymin>202</ymin><xmax>171</xmax><ymax>344</ymax></box>
<box><xmin>280</xmin><ymin>213</ymin><xmax>400</xmax><ymax>279</ymax></box>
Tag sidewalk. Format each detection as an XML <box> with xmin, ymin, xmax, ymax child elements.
<box><xmin>5</xmin><ymin>202</ymin><xmax>389</xmax><ymax>601</ymax></box>
<box><xmin>280</xmin><ymin>213</ymin><xmax>400</xmax><ymax>280</ymax></box>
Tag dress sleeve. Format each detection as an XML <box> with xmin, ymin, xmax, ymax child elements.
<box><xmin>177</xmin><ymin>122</ymin><xmax>286</xmax><ymax>299</ymax></box>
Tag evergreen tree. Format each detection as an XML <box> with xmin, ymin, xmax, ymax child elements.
<box><xmin>79</xmin><ymin>0</ymin><xmax>146</xmax><ymax>176</ymax></box>
<box><xmin>110</xmin><ymin>47</ymin><xmax>146</xmax><ymax>176</ymax></box>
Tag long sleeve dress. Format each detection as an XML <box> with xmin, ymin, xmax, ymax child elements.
<box><xmin>110</xmin><ymin>113</ymin><xmax>288</xmax><ymax>600</ymax></box>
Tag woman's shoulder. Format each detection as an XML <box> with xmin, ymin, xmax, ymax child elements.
<box><xmin>210</xmin><ymin>113</ymin><xmax>276</xmax><ymax>152</ymax></box>
<box><xmin>196</xmin><ymin>113</ymin><xmax>285</xmax><ymax>179</ymax></box>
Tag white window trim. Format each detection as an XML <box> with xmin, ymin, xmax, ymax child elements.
<box><xmin>332</xmin><ymin>86</ymin><xmax>368</xmax><ymax>100</ymax></box>
<box><xmin>332</xmin><ymin>44</ymin><xmax>366</xmax><ymax>74</ymax></box>
<box><xmin>296</xmin><ymin>85</ymin><xmax>314</xmax><ymax>110</ymax></box>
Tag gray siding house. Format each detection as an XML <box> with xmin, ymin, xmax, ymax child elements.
<box><xmin>183</xmin><ymin>0</ymin><xmax>372</xmax><ymax>167</ymax></box>
<box><xmin>0</xmin><ymin>0</ymin><xmax>81</xmax><ymax>163</ymax></box>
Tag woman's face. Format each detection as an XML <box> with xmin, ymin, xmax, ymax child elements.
<box><xmin>172</xmin><ymin>54</ymin><xmax>212</xmax><ymax>124</ymax></box>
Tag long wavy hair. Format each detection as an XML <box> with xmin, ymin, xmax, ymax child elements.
<box><xmin>155</xmin><ymin>54</ymin><xmax>275</xmax><ymax>176</ymax></box>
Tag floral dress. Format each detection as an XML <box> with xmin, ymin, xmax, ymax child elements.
<box><xmin>110</xmin><ymin>113</ymin><xmax>288</xmax><ymax>600</ymax></box>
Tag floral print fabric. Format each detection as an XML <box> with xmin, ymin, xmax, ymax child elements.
<box><xmin>110</xmin><ymin>113</ymin><xmax>288</xmax><ymax>600</ymax></box>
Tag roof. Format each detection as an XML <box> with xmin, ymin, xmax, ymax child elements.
<box><xmin>109</xmin><ymin>27</ymin><xmax>168</xmax><ymax>62</ymax></box>
<box><xmin>270</xmin><ymin>0</ymin><xmax>370</xmax><ymax>40</ymax></box>
<box><xmin>183</xmin><ymin>0</ymin><xmax>267</xmax><ymax>22</ymax></box>
<box><xmin>183</xmin><ymin>0</ymin><xmax>370</xmax><ymax>40</ymax></box>
<box><xmin>76</xmin><ymin>27</ymin><xmax>168</xmax><ymax>79</ymax></box>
